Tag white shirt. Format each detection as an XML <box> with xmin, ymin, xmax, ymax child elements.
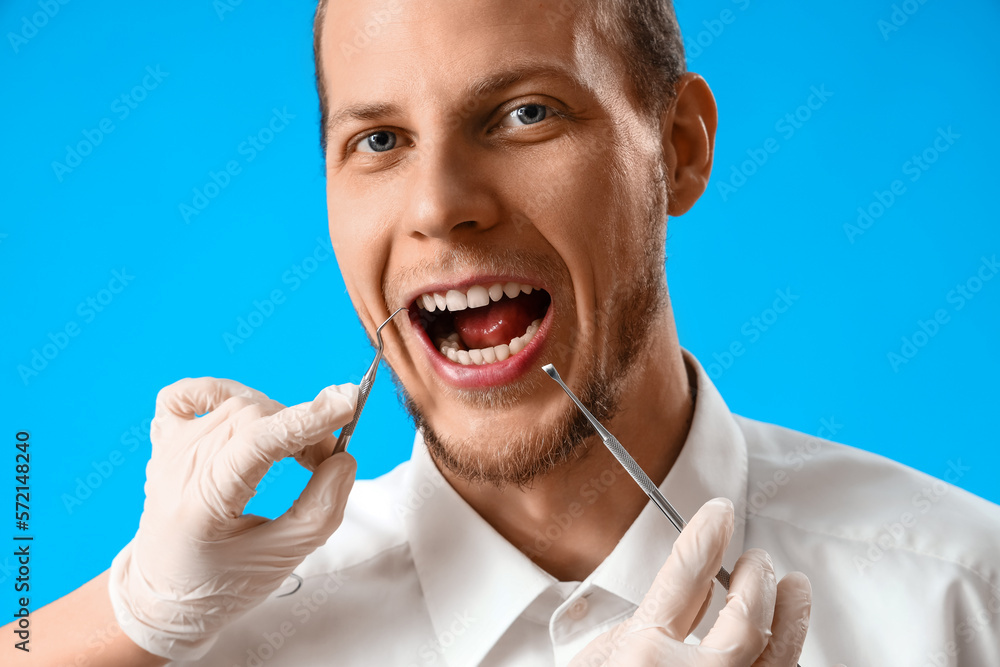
<box><xmin>176</xmin><ymin>348</ymin><xmax>1000</xmax><ymax>667</ymax></box>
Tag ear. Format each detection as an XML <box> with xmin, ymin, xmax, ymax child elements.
<box><xmin>660</xmin><ymin>73</ymin><xmax>718</xmax><ymax>217</ymax></box>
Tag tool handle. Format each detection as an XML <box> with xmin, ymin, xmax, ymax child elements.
<box><xmin>604</xmin><ymin>433</ymin><xmax>732</xmax><ymax>589</ymax></box>
<box><xmin>543</xmin><ymin>364</ymin><xmax>798</xmax><ymax>664</ymax></box>
<box><xmin>332</xmin><ymin>370</ymin><xmax>375</xmax><ymax>455</ymax></box>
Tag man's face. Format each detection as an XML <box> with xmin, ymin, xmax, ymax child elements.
<box><xmin>320</xmin><ymin>0</ymin><xmax>671</xmax><ymax>485</ymax></box>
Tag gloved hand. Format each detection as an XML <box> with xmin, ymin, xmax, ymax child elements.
<box><xmin>569</xmin><ymin>498</ymin><xmax>818</xmax><ymax>667</ymax></box>
<box><xmin>108</xmin><ymin>377</ymin><xmax>359</xmax><ymax>661</ymax></box>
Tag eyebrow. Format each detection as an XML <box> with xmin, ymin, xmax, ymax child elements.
<box><xmin>325</xmin><ymin>63</ymin><xmax>582</xmax><ymax>135</ymax></box>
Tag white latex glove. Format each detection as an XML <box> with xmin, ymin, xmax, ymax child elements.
<box><xmin>569</xmin><ymin>498</ymin><xmax>822</xmax><ymax>667</ymax></box>
<box><xmin>108</xmin><ymin>377</ymin><xmax>359</xmax><ymax>661</ymax></box>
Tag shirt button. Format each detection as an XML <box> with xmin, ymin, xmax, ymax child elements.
<box><xmin>567</xmin><ymin>596</ymin><xmax>589</xmax><ymax>620</ymax></box>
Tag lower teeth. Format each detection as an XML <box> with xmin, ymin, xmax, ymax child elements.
<box><xmin>439</xmin><ymin>319</ymin><xmax>542</xmax><ymax>366</ymax></box>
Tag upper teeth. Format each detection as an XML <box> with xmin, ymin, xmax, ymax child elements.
<box><xmin>417</xmin><ymin>282</ymin><xmax>537</xmax><ymax>312</ymax></box>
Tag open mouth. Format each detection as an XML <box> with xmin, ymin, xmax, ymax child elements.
<box><xmin>410</xmin><ymin>281</ymin><xmax>552</xmax><ymax>367</ymax></box>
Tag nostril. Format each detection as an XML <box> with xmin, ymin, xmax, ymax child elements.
<box><xmin>452</xmin><ymin>220</ymin><xmax>476</xmax><ymax>232</ymax></box>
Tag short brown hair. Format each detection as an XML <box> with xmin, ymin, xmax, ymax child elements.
<box><xmin>311</xmin><ymin>0</ymin><xmax>686</xmax><ymax>159</ymax></box>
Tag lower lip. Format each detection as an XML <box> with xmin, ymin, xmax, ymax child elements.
<box><xmin>409</xmin><ymin>304</ymin><xmax>554</xmax><ymax>389</ymax></box>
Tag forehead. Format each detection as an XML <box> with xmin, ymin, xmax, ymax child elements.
<box><xmin>319</xmin><ymin>0</ymin><xmax>611</xmax><ymax>116</ymax></box>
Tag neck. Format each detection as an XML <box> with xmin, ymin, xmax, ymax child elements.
<box><xmin>441</xmin><ymin>307</ymin><xmax>694</xmax><ymax>582</ymax></box>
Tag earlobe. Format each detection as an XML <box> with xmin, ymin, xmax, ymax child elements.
<box><xmin>661</xmin><ymin>73</ymin><xmax>718</xmax><ymax>217</ymax></box>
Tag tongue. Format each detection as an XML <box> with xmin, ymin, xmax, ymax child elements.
<box><xmin>453</xmin><ymin>297</ymin><xmax>537</xmax><ymax>350</ymax></box>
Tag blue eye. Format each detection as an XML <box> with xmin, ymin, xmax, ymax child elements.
<box><xmin>357</xmin><ymin>130</ymin><xmax>397</xmax><ymax>153</ymax></box>
<box><xmin>500</xmin><ymin>103</ymin><xmax>549</xmax><ymax>128</ymax></box>
<box><xmin>351</xmin><ymin>103</ymin><xmax>557</xmax><ymax>156</ymax></box>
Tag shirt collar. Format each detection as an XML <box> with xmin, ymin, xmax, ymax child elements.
<box><xmin>402</xmin><ymin>433</ymin><xmax>557</xmax><ymax>667</ymax></box>
<box><xmin>402</xmin><ymin>347</ymin><xmax>750</xmax><ymax>665</ymax></box>
<box><xmin>584</xmin><ymin>347</ymin><xmax>749</xmax><ymax>636</ymax></box>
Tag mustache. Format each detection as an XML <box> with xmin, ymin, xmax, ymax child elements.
<box><xmin>382</xmin><ymin>244</ymin><xmax>565</xmax><ymax>307</ymax></box>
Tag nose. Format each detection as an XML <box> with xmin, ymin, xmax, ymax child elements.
<box><xmin>402</xmin><ymin>136</ymin><xmax>502</xmax><ymax>241</ymax></box>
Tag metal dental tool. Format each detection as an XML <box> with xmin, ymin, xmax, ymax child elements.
<box><xmin>545</xmin><ymin>364</ymin><xmax>805</xmax><ymax>667</ymax></box>
<box><xmin>542</xmin><ymin>363</ymin><xmax>732</xmax><ymax>590</ymax></box>
<box><xmin>332</xmin><ymin>307</ymin><xmax>407</xmax><ymax>455</ymax></box>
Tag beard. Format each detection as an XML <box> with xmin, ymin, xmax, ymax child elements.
<box><xmin>392</xmin><ymin>156</ymin><xmax>670</xmax><ymax>489</ymax></box>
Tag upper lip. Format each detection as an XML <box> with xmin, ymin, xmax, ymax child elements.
<box><xmin>401</xmin><ymin>274</ymin><xmax>550</xmax><ymax>310</ymax></box>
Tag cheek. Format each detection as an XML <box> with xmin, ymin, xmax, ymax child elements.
<box><xmin>327</xmin><ymin>179</ymin><xmax>374</xmax><ymax>248</ymax></box>
<box><xmin>533</xmin><ymin>142</ymin><xmax>630</xmax><ymax>275</ymax></box>
<box><xmin>327</xmin><ymin>183</ymin><xmax>391</xmax><ymax>306</ymax></box>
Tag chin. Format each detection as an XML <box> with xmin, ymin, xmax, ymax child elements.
<box><xmin>402</xmin><ymin>365</ymin><xmax>614</xmax><ymax>489</ymax></box>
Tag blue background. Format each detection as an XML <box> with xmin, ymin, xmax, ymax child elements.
<box><xmin>3</xmin><ymin>0</ymin><xmax>998</xmax><ymax>609</ymax></box>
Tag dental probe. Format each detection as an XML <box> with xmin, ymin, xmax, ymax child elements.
<box><xmin>332</xmin><ymin>307</ymin><xmax>407</xmax><ymax>455</ymax></box>
<box><xmin>543</xmin><ymin>365</ymin><xmax>805</xmax><ymax>666</ymax></box>
<box><xmin>541</xmin><ymin>363</ymin><xmax>731</xmax><ymax>588</ymax></box>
